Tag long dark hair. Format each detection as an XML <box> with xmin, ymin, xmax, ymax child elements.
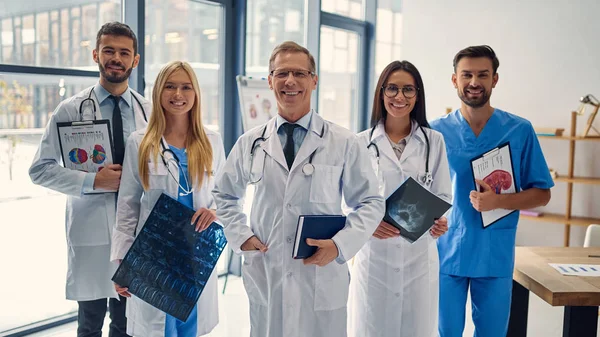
<box><xmin>371</xmin><ymin>60</ymin><xmax>429</xmax><ymax>128</ymax></box>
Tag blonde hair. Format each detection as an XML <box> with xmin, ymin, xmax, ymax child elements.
<box><xmin>268</xmin><ymin>41</ymin><xmax>316</xmax><ymax>73</ymax></box>
<box><xmin>138</xmin><ymin>61</ymin><xmax>213</xmax><ymax>190</ymax></box>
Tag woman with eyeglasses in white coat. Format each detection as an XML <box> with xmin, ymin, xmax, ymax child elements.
<box><xmin>347</xmin><ymin>60</ymin><xmax>452</xmax><ymax>337</ymax></box>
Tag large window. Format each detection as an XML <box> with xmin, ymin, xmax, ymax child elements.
<box><xmin>318</xmin><ymin>26</ymin><xmax>360</xmax><ymax>131</ymax></box>
<box><xmin>0</xmin><ymin>1</ymin><xmax>120</xmax><ymax>334</ymax></box>
<box><xmin>0</xmin><ymin>73</ymin><xmax>98</xmax><ymax>334</ymax></box>
<box><xmin>374</xmin><ymin>0</ymin><xmax>403</xmax><ymax>80</ymax></box>
<box><xmin>0</xmin><ymin>1</ymin><xmax>120</xmax><ymax>69</ymax></box>
<box><xmin>245</xmin><ymin>0</ymin><xmax>306</xmax><ymax>78</ymax></box>
<box><xmin>321</xmin><ymin>0</ymin><xmax>365</xmax><ymax>20</ymax></box>
<box><xmin>144</xmin><ymin>0</ymin><xmax>223</xmax><ymax>132</ymax></box>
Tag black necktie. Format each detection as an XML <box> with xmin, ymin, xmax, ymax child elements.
<box><xmin>109</xmin><ymin>95</ymin><xmax>125</xmax><ymax>165</ymax></box>
<box><xmin>282</xmin><ymin>123</ymin><xmax>300</xmax><ymax>169</ymax></box>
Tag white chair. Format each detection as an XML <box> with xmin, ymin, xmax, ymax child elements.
<box><xmin>584</xmin><ymin>224</ymin><xmax>600</xmax><ymax>247</ymax></box>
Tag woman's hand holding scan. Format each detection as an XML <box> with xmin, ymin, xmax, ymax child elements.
<box><xmin>114</xmin><ymin>260</ymin><xmax>131</xmax><ymax>297</ymax></box>
<box><xmin>373</xmin><ymin>221</ymin><xmax>400</xmax><ymax>239</ymax></box>
<box><xmin>191</xmin><ymin>208</ymin><xmax>217</xmax><ymax>232</ymax></box>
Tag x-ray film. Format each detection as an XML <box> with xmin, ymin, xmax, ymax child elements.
<box><xmin>383</xmin><ymin>177</ymin><xmax>452</xmax><ymax>243</ymax></box>
<box><xmin>112</xmin><ymin>193</ymin><xmax>227</xmax><ymax>321</ymax></box>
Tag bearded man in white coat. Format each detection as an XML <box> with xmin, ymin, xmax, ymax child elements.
<box><xmin>212</xmin><ymin>41</ymin><xmax>385</xmax><ymax>337</ymax></box>
<box><xmin>29</xmin><ymin>22</ymin><xmax>150</xmax><ymax>337</ymax></box>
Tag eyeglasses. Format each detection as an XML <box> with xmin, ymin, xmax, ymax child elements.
<box><xmin>270</xmin><ymin>69</ymin><xmax>315</xmax><ymax>79</ymax></box>
<box><xmin>382</xmin><ymin>85</ymin><xmax>419</xmax><ymax>99</ymax></box>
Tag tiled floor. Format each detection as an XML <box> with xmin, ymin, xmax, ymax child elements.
<box><xmin>24</xmin><ymin>275</ymin><xmax>600</xmax><ymax>337</ymax></box>
<box><xmin>28</xmin><ymin>276</ymin><xmax>249</xmax><ymax>337</ymax></box>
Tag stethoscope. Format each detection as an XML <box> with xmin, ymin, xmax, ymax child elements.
<box><xmin>367</xmin><ymin>123</ymin><xmax>433</xmax><ymax>186</ymax></box>
<box><xmin>80</xmin><ymin>87</ymin><xmax>193</xmax><ymax>196</ymax></box>
<box><xmin>158</xmin><ymin>145</ymin><xmax>193</xmax><ymax>196</ymax></box>
<box><xmin>78</xmin><ymin>86</ymin><xmax>147</xmax><ymax>122</ymax></box>
<box><xmin>248</xmin><ymin>122</ymin><xmax>325</xmax><ymax>184</ymax></box>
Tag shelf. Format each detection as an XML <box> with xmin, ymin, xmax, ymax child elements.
<box><xmin>554</xmin><ymin>176</ymin><xmax>600</xmax><ymax>185</ymax></box>
<box><xmin>537</xmin><ymin>135</ymin><xmax>600</xmax><ymax>141</ymax></box>
<box><xmin>520</xmin><ymin>213</ymin><xmax>600</xmax><ymax>226</ymax></box>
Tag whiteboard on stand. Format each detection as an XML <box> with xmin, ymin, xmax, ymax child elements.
<box><xmin>236</xmin><ymin>75</ymin><xmax>278</xmax><ymax>132</ymax></box>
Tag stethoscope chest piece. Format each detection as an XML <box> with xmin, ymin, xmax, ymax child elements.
<box><xmin>302</xmin><ymin>163</ymin><xmax>315</xmax><ymax>176</ymax></box>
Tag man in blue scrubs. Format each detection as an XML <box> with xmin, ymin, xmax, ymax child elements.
<box><xmin>430</xmin><ymin>45</ymin><xmax>554</xmax><ymax>337</ymax></box>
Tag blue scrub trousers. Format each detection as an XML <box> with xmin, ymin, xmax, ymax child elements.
<box><xmin>438</xmin><ymin>273</ymin><xmax>513</xmax><ymax>337</ymax></box>
<box><xmin>164</xmin><ymin>304</ymin><xmax>198</xmax><ymax>337</ymax></box>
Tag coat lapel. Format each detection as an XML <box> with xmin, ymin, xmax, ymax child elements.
<box><xmin>259</xmin><ymin>118</ymin><xmax>289</xmax><ymax>171</ymax></box>
<box><xmin>371</xmin><ymin>122</ymin><xmax>402</xmax><ymax>171</ymax></box>
<box><xmin>291</xmin><ymin>113</ymin><xmax>325</xmax><ymax>173</ymax></box>
<box><xmin>399</xmin><ymin>121</ymin><xmax>423</xmax><ymax>165</ymax></box>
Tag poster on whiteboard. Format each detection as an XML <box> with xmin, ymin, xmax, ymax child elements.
<box><xmin>236</xmin><ymin>75</ymin><xmax>278</xmax><ymax>132</ymax></box>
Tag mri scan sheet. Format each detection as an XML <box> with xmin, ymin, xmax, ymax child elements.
<box><xmin>112</xmin><ymin>193</ymin><xmax>227</xmax><ymax>321</ymax></box>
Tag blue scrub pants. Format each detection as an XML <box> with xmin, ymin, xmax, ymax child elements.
<box><xmin>438</xmin><ymin>273</ymin><xmax>513</xmax><ymax>337</ymax></box>
<box><xmin>165</xmin><ymin>304</ymin><xmax>198</xmax><ymax>337</ymax></box>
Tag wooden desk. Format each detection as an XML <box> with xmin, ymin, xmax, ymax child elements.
<box><xmin>508</xmin><ymin>247</ymin><xmax>600</xmax><ymax>337</ymax></box>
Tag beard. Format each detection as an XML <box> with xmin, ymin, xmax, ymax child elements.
<box><xmin>458</xmin><ymin>86</ymin><xmax>490</xmax><ymax>108</ymax></box>
<box><xmin>98</xmin><ymin>60</ymin><xmax>133</xmax><ymax>84</ymax></box>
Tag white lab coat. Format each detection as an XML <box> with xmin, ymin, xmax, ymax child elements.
<box><xmin>29</xmin><ymin>85</ymin><xmax>150</xmax><ymax>301</ymax></box>
<box><xmin>110</xmin><ymin>128</ymin><xmax>226</xmax><ymax>337</ymax></box>
<box><xmin>347</xmin><ymin>120</ymin><xmax>452</xmax><ymax>337</ymax></box>
<box><xmin>212</xmin><ymin>112</ymin><xmax>385</xmax><ymax>337</ymax></box>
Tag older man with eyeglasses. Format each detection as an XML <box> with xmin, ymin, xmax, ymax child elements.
<box><xmin>212</xmin><ymin>41</ymin><xmax>385</xmax><ymax>337</ymax></box>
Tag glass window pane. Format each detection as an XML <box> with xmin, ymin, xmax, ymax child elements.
<box><xmin>245</xmin><ymin>0</ymin><xmax>306</xmax><ymax>77</ymax></box>
<box><xmin>0</xmin><ymin>1</ymin><xmax>120</xmax><ymax>68</ymax></box>
<box><xmin>321</xmin><ymin>0</ymin><xmax>365</xmax><ymax>20</ymax></box>
<box><xmin>0</xmin><ymin>73</ymin><xmax>98</xmax><ymax>333</ymax></box>
<box><xmin>374</xmin><ymin>0</ymin><xmax>403</xmax><ymax>83</ymax></box>
<box><xmin>318</xmin><ymin>26</ymin><xmax>360</xmax><ymax>132</ymax></box>
<box><xmin>144</xmin><ymin>0</ymin><xmax>223</xmax><ymax>132</ymax></box>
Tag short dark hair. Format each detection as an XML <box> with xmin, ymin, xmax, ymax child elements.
<box><xmin>95</xmin><ymin>22</ymin><xmax>138</xmax><ymax>55</ymax></box>
<box><xmin>371</xmin><ymin>60</ymin><xmax>429</xmax><ymax>128</ymax></box>
<box><xmin>453</xmin><ymin>45</ymin><xmax>499</xmax><ymax>74</ymax></box>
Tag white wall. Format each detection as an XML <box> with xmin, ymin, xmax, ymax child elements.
<box><xmin>402</xmin><ymin>0</ymin><xmax>600</xmax><ymax>246</ymax></box>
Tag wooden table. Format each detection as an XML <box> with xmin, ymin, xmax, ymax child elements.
<box><xmin>507</xmin><ymin>247</ymin><xmax>600</xmax><ymax>337</ymax></box>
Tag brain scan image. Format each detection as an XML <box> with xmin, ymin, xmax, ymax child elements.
<box><xmin>68</xmin><ymin>148</ymin><xmax>88</xmax><ymax>164</ymax></box>
<box><xmin>388</xmin><ymin>199</ymin><xmax>426</xmax><ymax>233</ymax></box>
<box><xmin>92</xmin><ymin>144</ymin><xmax>107</xmax><ymax>164</ymax></box>
<box><xmin>483</xmin><ymin>169</ymin><xmax>512</xmax><ymax>193</ymax></box>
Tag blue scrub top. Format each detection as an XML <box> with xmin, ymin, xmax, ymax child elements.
<box><xmin>430</xmin><ymin>109</ymin><xmax>554</xmax><ymax>278</ymax></box>
<box><xmin>165</xmin><ymin>145</ymin><xmax>198</xmax><ymax>336</ymax></box>
<box><xmin>169</xmin><ymin>146</ymin><xmax>194</xmax><ymax>209</ymax></box>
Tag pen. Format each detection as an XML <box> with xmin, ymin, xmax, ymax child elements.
<box><xmin>588</xmin><ymin>255</ymin><xmax>600</xmax><ymax>258</ymax></box>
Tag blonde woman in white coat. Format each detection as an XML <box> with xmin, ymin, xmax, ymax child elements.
<box><xmin>111</xmin><ymin>61</ymin><xmax>225</xmax><ymax>337</ymax></box>
<box><xmin>348</xmin><ymin>60</ymin><xmax>452</xmax><ymax>337</ymax></box>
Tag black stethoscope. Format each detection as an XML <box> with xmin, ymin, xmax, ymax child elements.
<box><xmin>367</xmin><ymin>123</ymin><xmax>433</xmax><ymax>186</ymax></box>
<box><xmin>249</xmin><ymin>122</ymin><xmax>325</xmax><ymax>184</ymax></box>
<box><xmin>78</xmin><ymin>86</ymin><xmax>147</xmax><ymax>122</ymax></box>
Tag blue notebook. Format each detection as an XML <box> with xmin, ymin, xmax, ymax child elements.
<box><xmin>112</xmin><ymin>193</ymin><xmax>227</xmax><ymax>322</ymax></box>
<box><xmin>292</xmin><ymin>215</ymin><xmax>346</xmax><ymax>259</ymax></box>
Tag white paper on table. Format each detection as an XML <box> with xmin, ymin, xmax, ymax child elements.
<box><xmin>549</xmin><ymin>263</ymin><xmax>600</xmax><ymax>277</ymax></box>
